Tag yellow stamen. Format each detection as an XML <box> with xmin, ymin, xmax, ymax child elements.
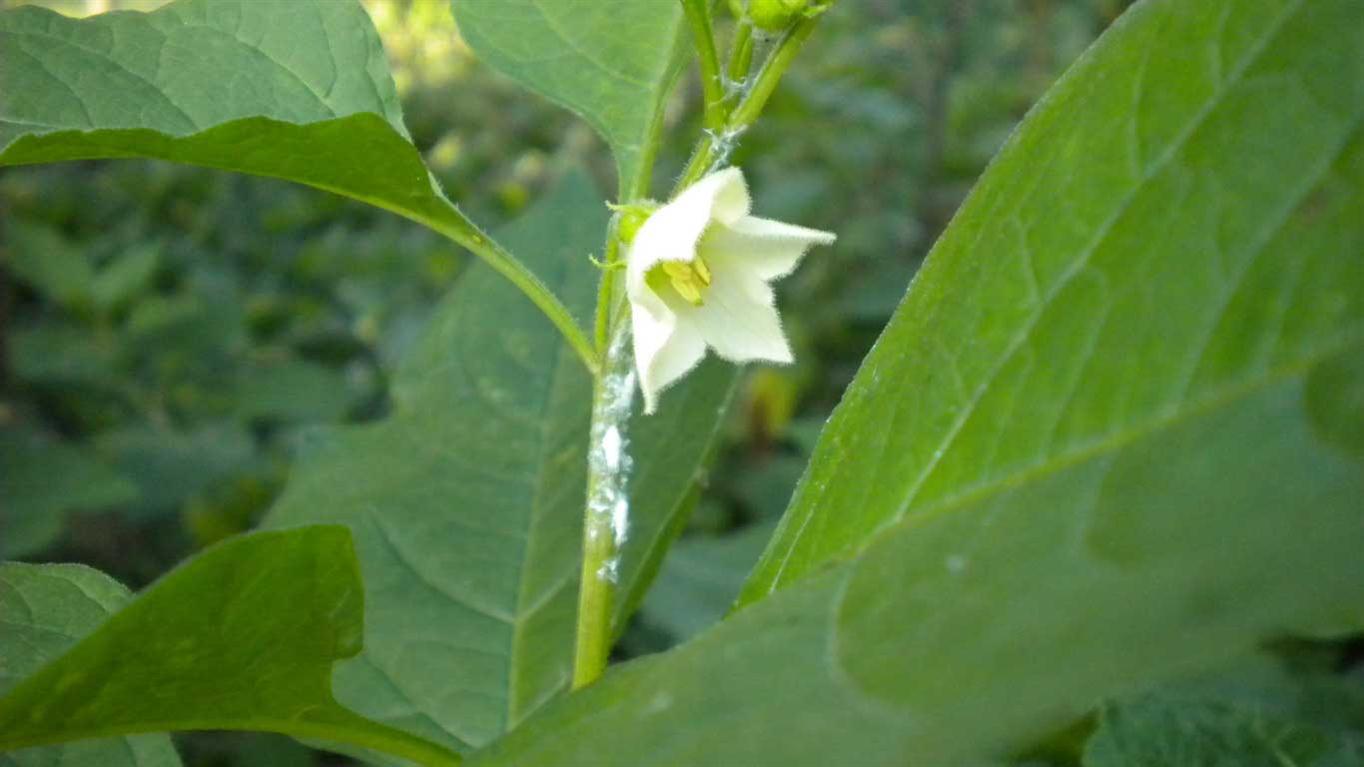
<box><xmin>650</xmin><ymin>255</ymin><xmax>713</xmax><ymax>306</ymax></box>
<box><xmin>692</xmin><ymin>254</ymin><xmax>712</xmax><ymax>286</ymax></box>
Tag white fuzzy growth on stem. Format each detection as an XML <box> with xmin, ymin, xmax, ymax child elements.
<box><xmin>586</xmin><ymin>328</ymin><xmax>636</xmax><ymax>583</ymax></box>
<box><xmin>701</xmin><ymin>126</ymin><xmax>748</xmax><ymax>176</ymax></box>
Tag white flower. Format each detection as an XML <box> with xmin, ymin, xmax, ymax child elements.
<box><xmin>626</xmin><ymin>167</ymin><xmax>836</xmax><ymax>414</ymax></box>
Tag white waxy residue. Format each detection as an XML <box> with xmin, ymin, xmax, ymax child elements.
<box><xmin>601</xmin><ymin>425</ymin><xmax>623</xmax><ymax>474</ymax></box>
<box><xmin>596</xmin><ymin>558</ymin><xmax>620</xmax><ymax>583</ymax></box>
<box><xmin>611</xmin><ymin>496</ymin><xmax>630</xmax><ymax>547</ymax></box>
<box><xmin>586</xmin><ymin>328</ymin><xmax>637</xmax><ymax>583</ymax></box>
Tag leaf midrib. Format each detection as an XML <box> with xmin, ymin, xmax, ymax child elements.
<box><xmin>505</xmin><ymin>250</ymin><xmax>583</xmax><ymax>732</ymax></box>
<box><xmin>765</xmin><ymin>0</ymin><xmax>1316</xmax><ymax>591</ymax></box>
<box><xmin>885</xmin><ymin>0</ymin><xmax>1310</xmax><ymax>528</ymax></box>
<box><xmin>868</xmin><ymin>97</ymin><xmax>1364</xmax><ymax>575</ymax></box>
<box><xmin>894</xmin><ymin>330</ymin><xmax>1363</xmax><ymax>542</ymax></box>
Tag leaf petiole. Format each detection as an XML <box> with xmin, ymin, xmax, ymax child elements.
<box><xmin>406</xmin><ymin>199</ymin><xmax>601</xmax><ymax>377</ymax></box>
<box><xmin>674</xmin><ymin>15</ymin><xmax>820</xmax><ymax>193</ymax></box>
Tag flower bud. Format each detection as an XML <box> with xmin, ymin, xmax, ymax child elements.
<box><xmin>748</xmin><ymin>0</ymin><xmax>834</xmax><ymax>31</ymax></box>
<box><xmin>748</xmin><ymin>0</ymin><xmax>806</xmax><ymax>30</ymax></box>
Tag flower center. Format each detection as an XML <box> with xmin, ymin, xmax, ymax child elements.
<box><xmin>647</xmin><ymin>255</ymin><xmax>712</xmax><ymax>306</ymax></box>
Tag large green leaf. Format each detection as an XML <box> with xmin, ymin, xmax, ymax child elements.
<box><xmin>449</xmin><ymin>0</ymin><xmax>687</xmax><ymax>198</ymax></box>
<box><xmin>740</xmin><ymin>0</ymin><xmax>1364</xmax><ymax>602</ymax></box>
<box><xmin>265</xmin><ymin>174</ymin><xmax>735</xmax><ymax>754</ymax></box>
<box><xmin>0</xmin><ymin>563</ymin><xmax>181</xmax><ymax>767</ymax></box>
<box><xmin>471</xmin><ymin>370</ymin><xmax>1364</xmax><ymax>766</ymax></box>
<box><xmin>0</xmin><ymin>527</ymin><xmax>459</xmax><ymax>767</ymax></box>
<box><xmin>0</xmin><ymin>0</ymin><xmax>554</xmax><ymax>322</ymax></box>
<box><xmin>468</xmin><ymin>0</ymin><xmax>1364</xmax><ymax>764</ymax></box>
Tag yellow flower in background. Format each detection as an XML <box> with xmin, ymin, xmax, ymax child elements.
<box><xmin>626</xmin><ymin>168</ymin><xmax>836</xmax><ymax>413</ymax></box>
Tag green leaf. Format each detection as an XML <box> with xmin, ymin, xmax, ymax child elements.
<box><xmin>264</xmin><ymin>174</ymin><xmax>735</xmax><ymax>754</ymax></box>
<box><xmin>0</xmin><ymin>563</ymin><xmax>181</xmax><ymax>767</ymax></box>
<box><xmin>0</xmin><ymin>527</ymin><xmax>460</xmax><ymax>767</ymax></box>
<box><xmin>0</xmin><ymin>430</ymin><xmax>138</xmax><ymax>559</ymax></box>
<box><xmin>741</xmin><ymin>0</ymin><xmax>1364</xmax><ymax>603</ymax></box>
<box><xmin>468</xmin><ymin>1</ymin><xmax>1364</xmax><ymax>764</ymax></box>
<box><xmin>449</xmin><ymin>0</ymin><xmax>687</xmax><ymax>198</ymax></box>
<box><xmin>1083</xmin><ymin>662</ymin><xmax>1364</xmax><ymax>767</ymax></box>
<box><xmin>473</xmin><ymin>354</ymin><xmax>1364</xmax><ymax>767</ymax></box>
<box><xmin>0</xmin><ymin>0</ymin><xmax>405</xmax><ymax>176</ymax></box>
<box><xmin>614</xmin><ymin>357</ymin><xmax>738</xmax><ymax>631</ymax></box>
<box><xmin>0</xmin><ymin>0</ymin><xmax>569</xmax><ymax>336</ymax></box>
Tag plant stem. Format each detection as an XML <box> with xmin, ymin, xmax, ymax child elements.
<box><xmin>681</xmin><ymin>0</ymin><xmax>728</xmax><ymax>133</ymax></box>
<box><xmin>594</xmin><ymin>219</ymin><xmax>622</xmax><ymax>356</ymax></box>
<box><xmin>727</xmin><ymin>18</ymin><xmax>817</xmax><ymax>131</ymax></box>
<box><xmin>727</xmin><ymin>19</ymin><xmax>755</xmax><ymax>84</ymax></box>
<box><xmin>570</xmin><ymin>8</ymin><xmax>825</xmax><ymax>692</ymax></box>
<box><xmin>674</xmin><ymin>16</ymin><xmax>820</xmax><ymax>194</ymax></box>
<box><xmin>573</xmin><ymin>320</ymin><xmax>635</xmax><ymax>690</ymax></box>
<box><xmin>406</xmin><ymin>204</ymin><xmax>600</xmax><ymax>377</ymax></box>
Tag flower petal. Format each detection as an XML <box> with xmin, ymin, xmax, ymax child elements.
<box><xmin>626</xmin><ymin>168</ymin><xmax>752</xmax><ymax>287</ymax></box>
<box><xmin>633</xmin><ymin>309</ymin><xmax>706</xmax><ymax>414</ymax></box>
<box><xmin>675</xmin><ymin>272</ymin><xmax>792</xmax><ymax>364</ymax></box>
<box><xmin>702</xmin><ymin>215</ymin><xmax>837</xmax><ymax>281</ymax></box>
<box><xmin>698</xmin><ymin>166</ymin><xmax>752</xmax><ymax>225</ymax></box>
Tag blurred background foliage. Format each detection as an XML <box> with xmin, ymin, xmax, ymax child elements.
<box><xmin>29</xmin><ymin>0</ymin><xmax>1356</xmax><ymax>764</ymax></box>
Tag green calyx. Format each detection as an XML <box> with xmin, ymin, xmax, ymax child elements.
<box><xmin>610</xmin><ymin>201</ymin><xmax>660</xmax><ymax>245</ymax></box>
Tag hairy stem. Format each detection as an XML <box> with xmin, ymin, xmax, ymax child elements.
<box><xmin>411</xmin><ymin>203</ymin><xmax>599</xmax><ymax>376</ymax></box>
<box><xmin>727</xmin><ymin>19</ymin><xmax>756</xmax><ymax>84</ymax></box>
<box><xmin>727</xmin><ymin>18</ymin><xmax>818</xmax><ymax>131</ymax></box>
<box><xmin>571</xmin><ymin>8</ymin><xmax>826</xmax><ymax>692</ymax></box>
<box><xmin>594</xmin><ymin>218</ymin><xmax>623</xmax><ymax>355</ymax></box>
<box><xmin>674</xmin><ymin>16</ymin><xmax>820</xmax><ymax>194</ymax></box>
<box><xmin>682</xmin><ymin>0</ymin><xmax>728</xmax><ymax>133</ymax></box>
